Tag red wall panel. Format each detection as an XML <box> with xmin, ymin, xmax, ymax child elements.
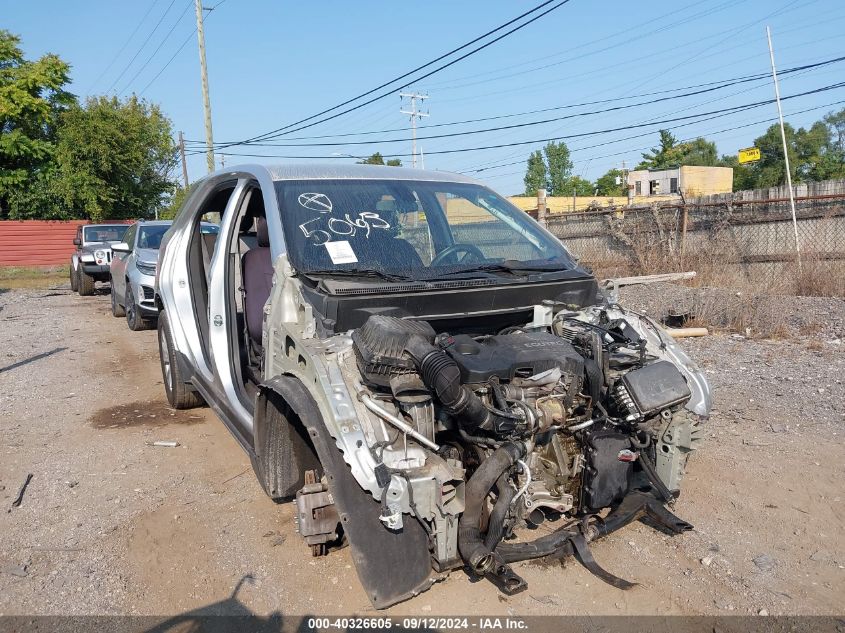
<box><xmin>0</xmin><ymin>220</ymin><xmax>131</xmax><ymax>266</ymax></box>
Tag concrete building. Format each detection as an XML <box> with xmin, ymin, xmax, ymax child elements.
<box><xmin>627</xmin><ymin>165</ymin><xmax>733</xmax><ymax>199</ymax></box>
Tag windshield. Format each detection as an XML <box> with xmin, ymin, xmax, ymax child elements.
<box><xmin>137</xmin><ymin>223</ymin><xmax>172</xmax><ymax>249</ymax></box>
<box><xmin>275</xmin><ymin>179</ymin><xmax>576</xmax><ymax>280</ymax></box>
<box><xmin>83</xmin><ymin>225</ymin><xmax>126</xmax><ymax>243</ymax></box>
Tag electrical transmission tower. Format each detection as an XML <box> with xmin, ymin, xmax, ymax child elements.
<box><xmin>400</xmin><ymin>92</ymin><xmax>429</xmax><ymax>169</ymax></box>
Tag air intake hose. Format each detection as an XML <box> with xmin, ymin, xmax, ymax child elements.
<box><xmin>458</xmin><ymin>441</ymin><xmax>526</xmax><ymax>573</ymax></box>
<box><xmin>404</xmin><ymin>335</ymin><xmax>507</xmax><ymax>433</ymax></box>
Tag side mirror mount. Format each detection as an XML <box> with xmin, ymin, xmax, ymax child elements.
<box><xmin>112</xmin><ymin>242</ymin><xmax>131</xmax><ymax>253</ymax></box>
<box><xmin>73</xmin><ymin>237</ymin><xmax>81</xmax><ymax>246</ymax></box>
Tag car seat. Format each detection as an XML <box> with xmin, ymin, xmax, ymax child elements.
<box><xmin>241</xmin><ymin>217</ymin><xmax>273</xmax><ymax>345</ymax></box>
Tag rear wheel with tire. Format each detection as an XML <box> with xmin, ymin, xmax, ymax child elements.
<box><xmin>77</xmin><ymin>267</ymin><xmax>95</xmax><ymax>296</ymax></box>
<box><xmin>110</xmin><ymin>277</ymin><xmax>125</xmax><ymax>317</ymax></box>
<box><xmin>158</xmin><ymin>310</ymin><xmax>203</xmax><ymax>409</ymax></box>
<box><xmin>69</xmin><ymin>262</ymin><xmax>79</xmax><ymax>292</ymax></box>
<box><xmin>126</xmin><ymin>285</ymin><xmax>151</xmax><ymax>331</ymax></box>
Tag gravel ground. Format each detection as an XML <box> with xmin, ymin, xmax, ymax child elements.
<box><xmin>0</xmin><ymin>284</ymin><xmax>843</xmax><ymax>618</ymax></box>
<box><xmin>619</xmin><ymin>282</ymin><xmax>845</xmax><ymax>340</ymax></box>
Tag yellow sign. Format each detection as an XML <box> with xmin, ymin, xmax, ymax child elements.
<box><xmin>738</xmin><ymin>147</ymin><xmax>761</xmax><ymax>164</ymax></box>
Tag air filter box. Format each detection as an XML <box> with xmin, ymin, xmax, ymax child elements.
<box><xmin>351</xmin><ymin>315</ymin><xmax>435</xmax><ymax>387</ymax></box>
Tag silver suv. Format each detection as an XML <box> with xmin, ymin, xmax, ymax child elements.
<box><xmin>110</xmin><ymin>220</ymin><xmax>218</xmax><ymax>330</ymax></box>
<box><xmin>154</xmin><ymin>164</ymin><xmax>711</xmax><ymax>608</ymax></box>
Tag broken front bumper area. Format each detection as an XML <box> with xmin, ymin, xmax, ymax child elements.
<box><xmin>482</xmin><ymin>490</ymin><xmax>693</xmax><ymax>595</ymax></box>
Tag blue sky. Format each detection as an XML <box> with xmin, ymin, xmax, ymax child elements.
<box><xmin>7</xmin><ymin>0</ymin><xmax>845</xmax><ymax>194</ymax></box>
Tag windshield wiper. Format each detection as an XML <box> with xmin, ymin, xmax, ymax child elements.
<box><xmin>423</xmin><ymin>260</ymin><xmax>571</xmax><ymax>279</ymax></box>
<box><xmin>303</xmin><ymin>268</ymin><xmax>416</xmax><ymax>282</ymax></box>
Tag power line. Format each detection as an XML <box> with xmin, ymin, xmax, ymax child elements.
<box><xmin>462</xmin><ymin>99</ymin><xmax>845</xmax><ymax>178</ymax></box>
<box><xmin>187</xmin><ymin>53</ymin><xmax>845</xmax><ymax>149</ymax></box>
<box><xmin>185</xmin><ymin>66</ymin><xmax>779</xmax><ymax>145</ymax></box>
<box><xmin>136</xmin><ymin>0</ymin><xmax>228</xmax><ymax>97</ymax></box>
<box><xmin>137</xmin><ymin>29</ymin><xmax>195</xmax><ymax>96</ymax></box>
<box><xmin>117</xmin><ymin>0</ymin><xmax>194</xmax><ymax>96</ymax></box>
<box><xmin>428</xmin><ymin>5</ymin><xmax>842</xmax><ymax>111</ymax></box>
<box><xmin>190</xmin><ymin>74</ymin><xmax>845</xmax><ymax>150</ymax></box>
<box><xmin>216</xmin><ymin>0</ymin><xmax>573</xmax><ymax>149</ymax></box>
<box><xmin>194</xmin><ymin>81</ymin><xmax>845</xmax><ymax>159</ymax></box>
<box><xmin>104</xmin><ymin>0</ymin><xmax>178</xmax><ymax>94</ymax></box>
<box><xmin>87</xmin><ymin>0</ymin><xmax>162</xmax><ymax>94</ymax></box>
<box><xmin>454</xmin><ymin>37</ymin><xmax>845</xmax><ymax>174</ymax></box>
<box><xmin>426</xmin><ymin>0</ymin><xmax>743</xmax><ymax>93</ymax></box>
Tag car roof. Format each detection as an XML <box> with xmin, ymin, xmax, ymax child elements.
<box><xmin>134</xmin><ymin>220</ymin><xmax>173</xmax><ymax>226</ymax></box>
<box><xmin>253</xmin><ymin>163</ymin><xmax>484</xmax><ymax>186</ymax></box>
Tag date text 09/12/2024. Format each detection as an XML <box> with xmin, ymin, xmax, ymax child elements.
<box><xmin>306</xmin><ymin>617</ymin><xmax>528</xmax><ymax>631</ymax></box>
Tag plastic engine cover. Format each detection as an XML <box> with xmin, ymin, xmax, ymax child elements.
<box><xmin>442</xmin><ymin>332</ymin><xmax>584</xmax><ymax>384</ymax></box>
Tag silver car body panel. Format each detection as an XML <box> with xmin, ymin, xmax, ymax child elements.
<box><xmin>156</xmin><ymin>162</ymin><xmax>712</xmax><ymax>502</ymax></box>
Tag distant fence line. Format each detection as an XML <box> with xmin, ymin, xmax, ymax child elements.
<box><xmin>0</xmin><ymin>220</ymin><xmax>89</xmax><ymax>267</ymax></box>
<box><xmin>541</xmin><ymin>180</ymin><xmax>845</xmax><ymax>285</ymax></box>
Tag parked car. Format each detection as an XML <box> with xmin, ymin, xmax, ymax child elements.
<box><xmin>69</xmin><ymin>224</ymin><xmax>128</xmax><ymax>296</ymax></box>
<box><xmin>154</xmin><ymin>164</ymin><xmax>711</xmax><ymax>608</ymax></box>
<box><xmin>110</xmin><ymin>220</ymin><xmax>218</xmax><ymax>330</ymax></box>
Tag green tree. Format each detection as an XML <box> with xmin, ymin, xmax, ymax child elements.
<box><xmin>819</xmin><ymin>108</ymin><xmax>845</xmax><ymax>179</ymax></box>
<box><xmin>595</xmin><ymin>168</ymin><xmax>626</xmax><ymax>196</ymax></box>
<box><xmin>741</xmin><ymin>123</ymin><xmax>798</xmax><ymax>189</ymax></box>
<box><xmin>638</xmin><ymin>130</ymin><xmax>718</xmax><ymax>169</ymax></box>
<box><xmin>159</xmin><ymin>184</ymin><xmax>191</xmax><ymax>220</ymax></box>
<box><xmin>523</xmin><ymin>141</ymin><xmax>581</xmax><ymax>196</ymax></box>
<box><xmin>0</xmin><ymin>30</ymin><xmax>74</xmax><ymax>218</ymax></box>
<box><xmin>357</xmin><ymin>152</ymin><xmax>402</xmax><ymax>166</ymax></box>
<box><xmin>567</xmin><ymin>175</ymin><xmax>595</xmax><ymax>196</ymax></box>
<box><xmin>52</xmin><ymin>95</ymin><xmax>177</xmax><ymax>221</ymax></box>
<box><xmin>523</xmin><ymin>149</ymin><xmax>547</xmax><ymax>196</ymax></box>
<box><xmin>718</xmin><ymin>154</ymin><xmax>756</xmax><ymax>191</ymax></box>
<box><xmin>637</xmin><ymin>130</ymin><xmax>677</xmax><ymax>169</ymax></box>
<box><xmin>544</xmin><ymin>141</ymin><xmax>574</xmax><ymax>195</ymax></box>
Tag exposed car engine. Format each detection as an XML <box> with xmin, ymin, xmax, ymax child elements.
<box><xmin>304</xmin><ymin>303</ymin><xmax>708</xmax><ymax>594</ymax></box>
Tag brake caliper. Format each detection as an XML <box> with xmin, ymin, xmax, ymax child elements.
<box><xmin>294</xmin><ymin>470</ymin><xmax>340</xmax><ymax>557</ymax></box>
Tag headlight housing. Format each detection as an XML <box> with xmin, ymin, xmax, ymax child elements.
<box><xmin>136</xmin><ymin>261</ymin><xmax>157</xmax><ymax>276</ymax></box>
<box><xmin>94</xmin><ymin>250</ymin><xmax>106</xmax><ymax>260</ymax></box>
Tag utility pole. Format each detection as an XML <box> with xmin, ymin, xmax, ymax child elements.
<box><xmin>195</xmin><ymin>0</ymin><xmax>215</xmax><ymax>173</ymax></box>
<box><xmin>400</xmin><ymin>92</ymin><xmax>429</xmax><ymax>169</ymax></box>
<box><xmin>766</xmin><ymin>25</ymin><xmax>801</xmax><ymax>271</ymax></box>
<box><xmin>178</xmin><ymin>131</ymin><xmax>190</xmax><ymax>188</ymax></box>
<box><xmin>537</xmin><ymin>188</ymin><xmax>547</xmax><ymax>227</ymax></box>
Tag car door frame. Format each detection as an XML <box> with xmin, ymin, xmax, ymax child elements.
<box><xmin>206</xmin><ymin>170</ymin><xmax>285</xmax><ymax>443</ymax></box>
<box><xmin>157</xmin><ymin>165</ymin><xmax>284</xmax><ymax>452</ymax></box>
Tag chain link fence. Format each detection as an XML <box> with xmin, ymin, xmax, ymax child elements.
<box><xmin>543</xmin><ymin>180</ymin><xmax>845</xmax><ymax>296</ymax></box>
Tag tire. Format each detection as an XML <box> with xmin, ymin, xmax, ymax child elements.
<box><xmin>125</xmin><ymin>284</ymin><xmax>151</xmax><ymax>331</ymax></box>
<box><xmin>69</xmin><ymin>262</ymin><xmax>79</xmax><ymax>292</ymax></box>
<box><xmin>77</xmin><ymin>266</ymin><xmax>95</xmax><ymax>296</ymax></box>
<box><xmin>110</xmin><ymin>277</ymin><xmax>125</xmax><ymax>317</ymax></box>
<box><xmin>158</xmin><ymin>310</ymin><xmax>203</xmax><ymax>409</ymax></box>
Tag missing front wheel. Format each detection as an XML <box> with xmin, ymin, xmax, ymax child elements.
<box><xmin>295</xmin><ymin>470</ymin><xmax>341</xmax><ymax>557</ymax></box>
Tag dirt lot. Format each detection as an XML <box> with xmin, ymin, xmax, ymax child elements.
<box><xmin>0</xmin><ymin>283</ymin><xmax>843</xmax><ymax>618</ymax></box>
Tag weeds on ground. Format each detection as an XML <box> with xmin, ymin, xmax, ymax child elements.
<box><xmin>590</xmin><ymin>231</ymin><xmax>841</xmax><ymax>338</ymax></box>
<box><xmin>793</xmin><ymin>256</ymin><xmax>845</xmax><ymax>298</ymax></box>
<box><xmin>0</xmin><ymin>265</ymin><xmax>69</xmax><ymax>290</ymax></box>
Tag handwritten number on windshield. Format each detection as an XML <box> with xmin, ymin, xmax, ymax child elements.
<box><xmin>299</xmin><ymin>211</ymin><xmax>391</xmax><ymax>243</ymax></box>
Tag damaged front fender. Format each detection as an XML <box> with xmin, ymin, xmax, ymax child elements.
<box><xmin>257</xmin><ymin>375</ymin><xmax>435</xmax><ymax>609</ymax></box>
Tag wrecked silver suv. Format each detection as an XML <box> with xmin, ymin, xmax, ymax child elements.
<box><xmin>154</xmin><ymin>164</ymin><xmax>711</xmax><ymax>608</ymax></box>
